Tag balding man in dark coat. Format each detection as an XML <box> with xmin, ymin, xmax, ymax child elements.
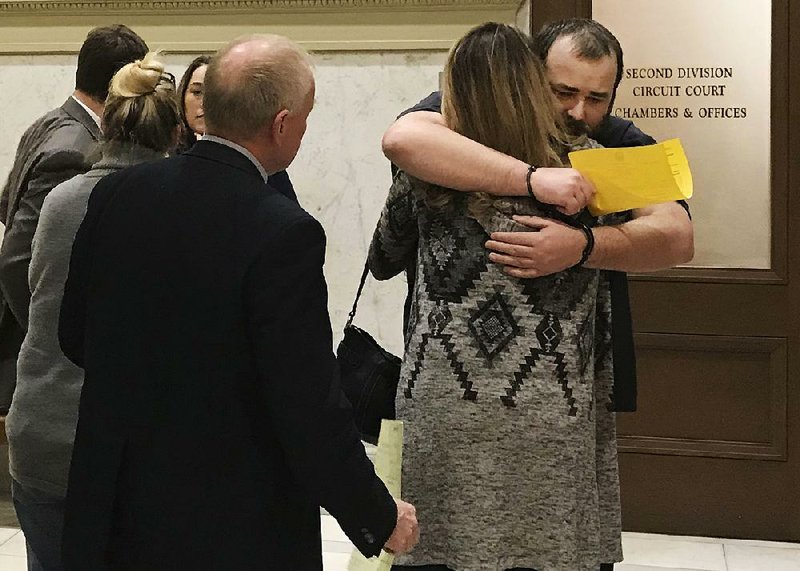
<box><xmin>59</xmin><ymin>35</ymin><xmax>418</xmax><ymax>570</ymax></box>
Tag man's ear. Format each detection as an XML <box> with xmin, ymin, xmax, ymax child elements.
<box><xmin>272</xmin><ymin>109</ymin><xmax>290</xmax><ymax>140</ymax></box>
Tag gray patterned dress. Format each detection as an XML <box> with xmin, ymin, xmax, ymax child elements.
<box><xmin>368</xmin><ymin>172</ymin><xmax>624</xmax><ymax>571</ymax></box>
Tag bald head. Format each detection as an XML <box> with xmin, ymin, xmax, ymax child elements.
<box><xmin>203</xmin><ymin>35</ymin><xmax>313</xmax><ymax>141</ymax></box>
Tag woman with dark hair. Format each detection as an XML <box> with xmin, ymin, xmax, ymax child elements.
<box><xmin>369</xmin><ymin>23</ymin><xmax>624</xmax><ymax>571</ymax></box>
<box><xmin>175</xmin><ymin>54</ymin><xmax>299</xmax><ymax>200</ymax></box>
<box><xmin>176</xmin><ymin>54</ymin><xmax>211</xmax><ymax>153</ymax></box>
<box><xmin>5</xmin><ymin>52</ymin><xmax>181</xmax><ymax>571</ymax></box>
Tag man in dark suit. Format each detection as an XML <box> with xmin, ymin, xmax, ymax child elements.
<box><xmin>0</xmin><ymin>25</ymin><xmax>148</xmax><ymax>414</ymax></box>
<box><xmin>59</xmin><ymin>35</ymin><xmax>418</xmax><ymax>570</ymax></box>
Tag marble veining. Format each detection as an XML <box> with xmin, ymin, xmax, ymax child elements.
<box><xmin>0</xmin><ymin>50</ymin><xmax>446</xmax><ymax>354</ymax></box>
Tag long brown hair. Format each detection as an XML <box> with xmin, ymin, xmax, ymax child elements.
<box><xmin>434</xmin><ymin>22</ymin><xmax>572</xmax><ymax>214</ymax></box>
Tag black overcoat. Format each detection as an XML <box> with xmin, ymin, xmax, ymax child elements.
<box><xmin>59</xmin><ymin>140</ymin><xmax>396</xmax><ymax>570</ymax></box>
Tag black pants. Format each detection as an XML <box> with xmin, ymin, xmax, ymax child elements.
<box><xmin>393</xmin><ymin>565</ymin><xmax>615</xmax><ymax>571</ymax></box>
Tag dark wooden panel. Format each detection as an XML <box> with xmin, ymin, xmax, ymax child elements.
<box><xmin>632</xmin><ymin>267</ymin><xmax>785</xmax><ymax>285</ymax></box>
<box><xmin>619</xmin><ymin>453</ymin><xmax>800</xmax><ymax>541</ymax></box>
<box><xmin>530</xmin><ymin>0</ymin><xmax>591</xmax><ymax>33</ymax></box>
<box><xmin>629</xmin><ymin>282</ymin><xmax>789</xmax><ymax>337</ymax></box>
<box><xmin>617</xmin><ymin>334</ymin><xmax>787</xmax><ymax>460</ymax></box>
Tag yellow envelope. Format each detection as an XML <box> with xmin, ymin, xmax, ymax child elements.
<box><xmin>348</xmin><ymin>420</ymin><xmax>404</xmax><ymax>571</ymax></box>
<box><xmin>568</xmin><ymin>138</ymin><xmax>693</xmax><ymax>215</ymax></box>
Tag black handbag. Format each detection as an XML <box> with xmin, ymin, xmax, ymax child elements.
<box><xmin>336</xmin><ymin>262</ymin><xmax>401</xmax><ymax>445</ymax></box>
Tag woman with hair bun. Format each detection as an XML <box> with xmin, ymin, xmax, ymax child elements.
<box><xmin>5</xmin><ymin>51</ymin><xmax>180</xmax><ymax>570</ymax></box>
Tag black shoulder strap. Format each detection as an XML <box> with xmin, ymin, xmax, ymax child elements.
<box><xmin>345</xmin><ymin>262</ymin><xmax>370</xmax><ymax>328</ymax></box>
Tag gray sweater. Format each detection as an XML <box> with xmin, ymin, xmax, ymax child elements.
<box><xmin>6</xmin><ymin>144</ymin><xmax>165</xmax><ymax>496</ymax></box>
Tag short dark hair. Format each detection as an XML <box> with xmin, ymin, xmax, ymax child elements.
<box><xmin>176</xmin><ymin>55</ymin><xmax>212</xmax><ymax>152</ymax></box>
<box><xmin>534</xmin><ymin>18</ymin><xmax>624</xmax><ymax>91</ymax></box>
<box><xmin>75</xmin><ymin>25</ymin><xmax>149</xmax><ymax>102</ymax></box>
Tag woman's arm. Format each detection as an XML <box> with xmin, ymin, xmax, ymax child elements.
<box><xmin>367</xmin><ymin>172</ymin><xmax>419</xmax><ymax>281</ymax></box>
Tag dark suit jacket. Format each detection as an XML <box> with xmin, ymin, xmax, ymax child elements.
<box><xmin>59</xmin><ymin>140</ymin><xmax>396</xmax><ymax>570</ymax></box>
<box><xmin>0</xmin><ymin>97</ymin><xmax>101</xmax><ymax>410</ymax></box>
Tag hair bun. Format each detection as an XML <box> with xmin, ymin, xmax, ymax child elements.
<box><xmin>109</xmin><ymin>52</ymin><xmax>166</xmax><ymax>98</ymax></box>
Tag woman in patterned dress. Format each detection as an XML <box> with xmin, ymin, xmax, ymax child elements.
<box><xmin>368</xmin><ymin>23</ymin><xmax>623</xmax><ymax>571</ymax></box>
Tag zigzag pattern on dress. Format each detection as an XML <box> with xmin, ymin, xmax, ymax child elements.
<box><xmin>405</xmin><ymin>332</ymin><xmax>430</xmax><ymax>399</ymax></box>
<box><xmin>521</xmin><ymin>269</ymin><xmax>595</xmax><ymax>319</ymax></box>
<box><xmin>437</xmin><ymin>333</ymin><xmax>475</xmax><ymax>401</ymax></box>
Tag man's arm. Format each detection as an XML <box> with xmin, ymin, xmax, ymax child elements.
<box><xmin>382</xmin><ymin>111</ymin><xmax>593</xmax><ymax>215</ymax></box>
<box><xmin>588</xmin><ymin>202</ymin><xmax>693</xmax><ymax>271</ymax></box>
<box><xmin>485</xmin><ymin>201</ymin><xmax>694</xmax><ymax>277</ymax></box>
<box><xmin>0</xmin><ymin>150</ymin><xmax>85</xmax><ymax>330</ymax></box>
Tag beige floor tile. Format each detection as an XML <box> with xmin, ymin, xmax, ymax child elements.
<box><xmin>617</xmin><ymin>566</ymin><xmax>710</xmax><ymax>571</ymax></box>
<box><xmin>725</xmin><ymin>543</ymin><xmax>800</xmax><ymax>571</ymax></box>
<box><xmin>0</xmin><ymin>555</ymin><xmax>26</xmax><ymax>571</ymax></box>
<box><xmin>623</xmin><ymin>531</ymin><xmax>800</xmax><ymax>552</ymax></box>
<box><xmin>321</xmin><ymin>514</ymin><xmax>351</xmax><ymax>543</ymax></box>
<box><xmin>323</xmin><ymin>551</ymin><xmax>351</xmax><ymax>571</ymax></box>
<box><xmin>323</xmin><ymin>540</ymin><xmax>354</xmax><ymax>554</ymax></box>
<box><xmin>621</xmin><ymin>534</ymin><xmax>727</xmax><ymax>570</ymax></box>
<box><xmin>0</xmin><ymin>533</ymin><xmax>23</xmax><ymax>557</ymax></box>
<box><xmin>623</xmin><ymin>531</ymin><xmax>725</xmax><ymax>545</ymax></box>
<box><xmin>723</xmin><ymin>538</ymin><xmax>800</xmax><ymax>551</ymax></box>
<box><xmin>0</xmin><ymin>531</ymin><xmax>17</xmax><ymax>548</ymax></box>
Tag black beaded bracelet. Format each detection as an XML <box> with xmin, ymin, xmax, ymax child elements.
<box><xmin>527</xmin><ymin>163</ymin><xmax>594</xmax><ymax>266</ymax></box>
<box><xmin>525</xmin><ymin>164</ymin><xmax>538</xmax><ymax>202</ymax></box>
<box><xmin>576</xmin><ymin>222</ymin><xmax>595</xmax><ymax>267</ymax></box>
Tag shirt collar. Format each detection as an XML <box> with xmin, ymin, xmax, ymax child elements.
<box><xmin>201</xmin><ymin>134</ymin><xmax>269</xmax><ymax>183</ymax></box>
<box><xmin>71</xmin><ymin>95</ymin><xmax>102</xmax><ymax>130</ymax></box>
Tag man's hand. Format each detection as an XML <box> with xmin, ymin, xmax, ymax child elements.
<box><xmin>486</xmin><ymin>215</ymin><xmax>587</xmax><ymax>278</ymax></box>
<box><xmin>528</xmin><ymin>168</ymin><xmax>595</xmax><ymax>215</ymax></box>
<box><xmin>384</xmin><ymin>499</ymin><xmax>419</xmax><ymax>555</ymax></box>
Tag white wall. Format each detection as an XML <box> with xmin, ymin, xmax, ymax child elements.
<box><xmin>0</xmin><ymin>50</ymin><xmax>448</xmax><ymax>354</ymax></box>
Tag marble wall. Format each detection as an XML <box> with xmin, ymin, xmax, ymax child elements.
<box><xmin>0</xmin><ymin>49</ymin><xmax>448</xmax><ymax>355</ymax></box>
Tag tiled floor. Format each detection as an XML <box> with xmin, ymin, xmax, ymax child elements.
<box><xmin>0</xmin><ymin>519</ymin><xmax>797</xmax><ymax>570</ymax></box>
<box><xmin>0</xmin><ymin>527</ymin><xmax>25</xmax><ymax>571</ymax></box>
<box><xmin>320</xmin><ymin>516</ymin><xmax>800</xmax><ymax>571</ymax></box>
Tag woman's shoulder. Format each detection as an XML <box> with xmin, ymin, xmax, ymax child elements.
<box><xmin>43</xmin><ymin>173</ymin><xmax>95</xmax><ymax>215</ymax></box>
